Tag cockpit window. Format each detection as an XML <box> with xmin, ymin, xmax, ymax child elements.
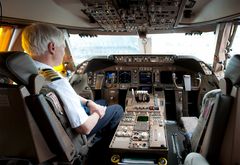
<box><xmin>230</xmin><ymin>25</ymin><xmax>240</xmax><ymax>56</ymax></box>
<box><xmin>69</xmin><ymin>32</ymin><xmax>216</xmax><ymax>65</ymax></box>
<box><xmin>69</xmin><ymin>35</ymin><xmax>140</xmax><ymax>64</ymax></box>
<box><xmin>150</xmin><ymin>32</ymin><xmax>216</xmax><ymax>64</ymax></box>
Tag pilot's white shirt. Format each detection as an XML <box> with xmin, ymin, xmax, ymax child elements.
<box><xmin>34</xmin><ymin>60</ymin><xmax>89</xmax><ymax>128</ymax></box>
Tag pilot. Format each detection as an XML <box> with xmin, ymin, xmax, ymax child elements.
<box><xmin>21</xmin><ymin>23</ymin><xmax>123</xmax><ymax>163</ymax></box>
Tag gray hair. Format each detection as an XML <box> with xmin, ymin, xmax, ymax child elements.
<box><xmin>21</xmin><ymin>23</ymin><xmax>65</xmax><ymax>56</ymax></box>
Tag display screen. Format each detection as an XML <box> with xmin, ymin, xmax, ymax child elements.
<box><xmin>119</xmin><ymin>71</ymin><xmax>131</xmax><ymax>83</ymax></box>
<box><xmin>160</xmin><ymin>71</ymin><xmax>173</xmax><ymax>84</ymax></box>
<box><xmin>139</xmin><ymin>86</ymin><xmax>152</xmax><ymax>93</ymax></box>
<box><xmin>105</xmin><ymin>71</ymin><xmax>117</xmax><ymax>83</ymax></box>
<box><xmin>137</xmin><ymin>116</ymin><xmax>149</xmax><ymax>122</ymax></box>
<box><xmin>175</xmin><ymin>71</ymin><xmax>186</xmax><ymax>84</ymax></box>
<box><xmin>139</xmin><ymin>71</ymin><xmax>152</xmax><ymax>84</ymax></box>
<box><xmin>160</xmin><ymin>71</ymin><xmax>186</xmax><ymax>84</ymax></box>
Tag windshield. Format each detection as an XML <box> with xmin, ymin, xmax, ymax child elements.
<box><xmin>69</xmin><ymin>32</ymin><xmax>216</xmax><ymax>65</ymax></box>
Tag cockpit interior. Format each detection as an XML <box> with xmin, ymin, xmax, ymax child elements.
<box><xmin>72</xmin><ymin>54</ymin><xmax>215</xmax><ymax>118</ymax></box>
<box><xmin>0</xmin><ymin>0</ymin><xmax>240</xmax><ymax>165</ymax></box>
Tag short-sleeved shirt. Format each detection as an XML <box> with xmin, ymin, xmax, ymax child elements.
<box><xmin>34</xmin><ymin>61</ymin><xmax>89</xmax><ymax>128</ymax></box>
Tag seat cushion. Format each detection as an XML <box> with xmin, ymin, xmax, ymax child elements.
<box><xmin>181</xmin><ymin>116</ymin><xmax>198</xmax><ymax>136</ymax></box>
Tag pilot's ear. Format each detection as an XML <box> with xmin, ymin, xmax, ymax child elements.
<box><xmin>48</xmin><ymin>42</ymin><xmax>55</xmax><ymax>55</ymax></box>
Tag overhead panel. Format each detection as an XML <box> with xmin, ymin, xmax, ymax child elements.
<box><xmin>81</xmin><ymin>0</ymin><xmax>186</xmax><ymax>33</ymax></box>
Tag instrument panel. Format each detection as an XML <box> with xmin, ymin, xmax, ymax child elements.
<box><xmin>84</xmin><ymin>55</ymin><xmax>210</xmax><ymax>91</ymax></box>
<box><xmin>75</xmin><ymin>55</ymin><xmax>214</xmax><ymax>106</ymax></box>
<box><xmin>87</xmin><ymin>66</ymin><xmax>201</xmax><ymax>90</ymax></box>
<box><xmin>114</xmin><ymin>55</ymin><xmax>175</xmax><ymax>64</ymax></box>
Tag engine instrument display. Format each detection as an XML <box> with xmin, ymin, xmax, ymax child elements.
<box><xmin>139</xmin><ymin>71</ymin><xmax>152</xmax><ymax>84</ymax></box>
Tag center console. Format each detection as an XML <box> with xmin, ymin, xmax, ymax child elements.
<box><xmin>109</xmin><ymin>90</ymin><xmax>168</xmax><ymax>164</ymax></box>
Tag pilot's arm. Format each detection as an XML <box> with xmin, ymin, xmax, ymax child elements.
<box><xmin>75</xmin><ymin>98</ymin><xmax>106</xmax><ymax>135</ymax></box>
<box><xmin>75</xmin><ymin>112</ymin><xmax>100</xmax><ymax>135</ymax></box>
<box><xmin>79</xmin><ymin>96</ymin><xmax>106</xmax><ymax>118</ymax></box>
<box><xmin>48</xmin><ymin>78</ymin><xmax>106</xmax><ymax>135</ymax></box>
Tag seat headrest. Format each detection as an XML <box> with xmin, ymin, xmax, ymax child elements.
<box><xmin>225</xmin><ymin>54</ymin><xmax>240</xmax><ymax>85</ymax></box>
<box><xmin>0</xmin><ymin>51</ymin><xmax>38</xmax><ymax>86</ymax></box>
<box><xmin>219</xmin><ymin>78</ymin><xmax>232</xmax><ymax>95</ymax></box>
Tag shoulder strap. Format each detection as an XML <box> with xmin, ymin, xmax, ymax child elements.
<box><xmin>38</xmin><ymin>68</ymin><xmax>89</xmax><ymax>156</ymax></box>
<box><xmin>41</xmin><ymin>87</ymin><xmax>68</xmax><ymax>128</ymax></box>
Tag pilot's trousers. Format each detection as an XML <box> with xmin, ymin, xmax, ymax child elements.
<box><xmin>86</xmin><ymin>103</ymin><xmax>123</xmax><ymax>164</ymax></box>
<box><xmin>89</xmin><ymin>104</ymin><xmax>123</xmax><ymax>136</ymax></box>
<box><xmin>84</xmin><ymin>101</ymin><xmax>123</xmax><ymax>144</ymax></box>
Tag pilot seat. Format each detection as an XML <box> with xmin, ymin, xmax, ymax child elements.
<box><xmin>0</xmin><ymin>51</ymin><xmax>91</xmax><ymax>164</ymax></box>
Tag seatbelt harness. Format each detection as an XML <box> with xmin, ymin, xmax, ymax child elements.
<box><xmin>39</xmin><ymin>69</ymin><xmax>89</xmax><ymax>156</ymax></box>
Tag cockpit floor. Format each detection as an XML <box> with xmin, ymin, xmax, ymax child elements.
<box><xmin>166</xmin><ymin>121</ymin><xmax>186</xmax><ymax>165</ymax></box>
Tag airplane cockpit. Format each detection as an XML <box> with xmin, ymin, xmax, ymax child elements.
<box><xmin>72</xmin><ymin>54</ymin><xmax>215</xmax><ymax>117</ymax></box>
<box><xmin>1</xmin><ymin>0</ymin><xmax>240</xmax><ymax>165</ymax></box>
<box><xmin>67</xmin><ymin>53</ymin><xmax>218</xmax><ymax>164</ymax></box>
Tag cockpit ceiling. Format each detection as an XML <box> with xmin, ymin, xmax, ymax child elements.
<box><xmin>1</xmin><ymin>0</ymin><xmax>240</xmax><ymax>34</ymax></box>
<box><xmin>69</xmin><ymin>0</ymin><xmax>240</xmax><ymax>34</ymax></box>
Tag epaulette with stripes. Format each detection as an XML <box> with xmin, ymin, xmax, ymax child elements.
<box><xmin>39</xmin><ymin>68</ymin><xmax>61</xmax><ymax>82</ymax></box>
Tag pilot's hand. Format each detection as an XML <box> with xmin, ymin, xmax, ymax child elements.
<box><xmin>88</xmin><ymin>100</ymin><xmax>106</xmax><ymax>118</ymax></box>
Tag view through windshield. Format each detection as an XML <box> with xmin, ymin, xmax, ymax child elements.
<box><xmin>69</xmin><ymin>32</ymin><xmax>216</xmax><ymax>65</ymax></box>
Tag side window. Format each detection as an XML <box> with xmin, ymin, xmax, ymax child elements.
<box><xmin>0</xmin><ymin>26</ymin><xmax>14</xmax><ymax>51</ymax></box>
<box><xmin>230</xmin><ymin>25</ymin><xmax>240</xmax><ymax>56</ymax></box>
<box><xmin>224</xmin><ymin>25</ymin><xmax>240</xmax><ymax>67</ymax></box>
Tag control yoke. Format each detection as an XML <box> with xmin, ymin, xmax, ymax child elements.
<box><xmin>172</xmin><ymin>73</ymin><xmax>201</xmax><ymax>117</ymax></box>
<box><xmin>172</xmin><ymin>73</ymin><xmax>201</xmax><ymax>91</ymax></box>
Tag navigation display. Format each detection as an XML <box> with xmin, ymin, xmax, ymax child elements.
<box><xmin>160</xmin><ymin>71</ymin><xmax>173</xmax><ymax>84</ymax></box>
<box><xmin>119</xmin><ymin>71</ymin><xmax>131</xmax><ymax>83</ymax></box>
<box><xmin>139</xmin><ymin>71</ymin><xmax>152</xmax><ymax>84</ymax></box>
